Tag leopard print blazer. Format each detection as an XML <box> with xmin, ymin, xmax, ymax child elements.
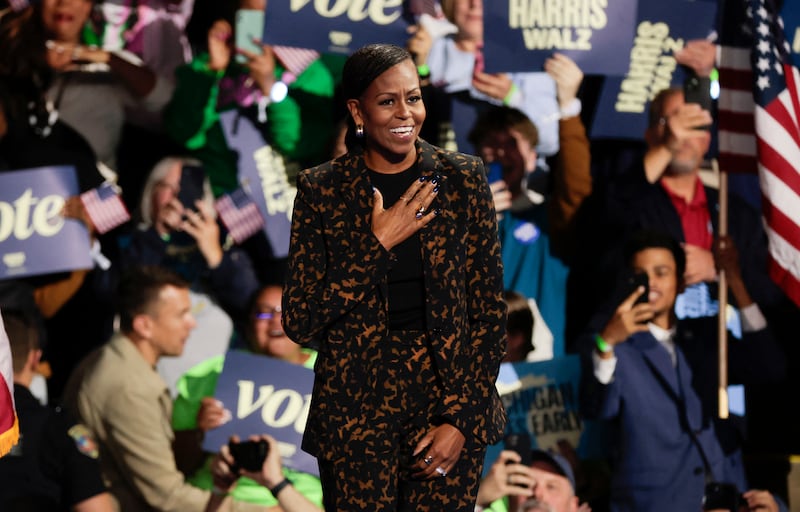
<box><xmin>282</xmin><ymin>139</ymin><xmax>507</xmax><ymax>460</ymax></box>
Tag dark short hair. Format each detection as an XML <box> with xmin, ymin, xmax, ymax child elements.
<box><xmin>467</xmin><ymin>106</ymin><xmax>539</xmax><ymax>150</ymax></box>
<box><xmin>2</xmin><ymin>309</ymin><xmax>39</xmax><ymax>375</ymax></box>
<box><xmin>623</xmin><ymin>230</ymin><xmax>686</xmax><ymax>279</ymax></box>
<box><xmin>341</xmin><ymin>43</ymin><xmax>414</xmax><ymax>151</ymax></box>
<box><xmin>117</xmin><ymin>265</ymin><xmax>189</xmax><ymax>334</ymax></box>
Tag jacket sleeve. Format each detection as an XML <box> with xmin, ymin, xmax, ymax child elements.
<box><xmin>97</xmin><ymin>386</ymin><xmax>211</xmax><ymax>511</ymax></box>
<box><xmin>281</xmin><ymin>171</ymin><xmax>394</xmax><ymax>349</ymax></box>
<box><xmin>579</xmin><ymin>335</ymin><xmax>621</xmax><ymax>421</ymax></box>
<box><xmin>548</xmin><ymin>115</ymin><xmax>592</xmax><ymax>260</ymax></box>
<box><xmin>162</xmin><ymin>55</ymin><xmax>223</xmax><ymax>150</ymax></box>
<box><xmin>204</xmin><ymin>246</ymin><xmax>259</xmax><ymax>321</ymax></box>
<box><xmin>435</xmin><ymin>162</ymin><xmax>508</xmax><ymax>441</ymax></box>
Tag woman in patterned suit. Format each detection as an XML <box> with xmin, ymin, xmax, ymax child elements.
<box><xmin>282</xmin><ymin>43</ymin><xmax>507</xmax><ymax>511</ymax></box>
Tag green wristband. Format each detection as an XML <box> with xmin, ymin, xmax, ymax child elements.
<box><xmin>417</xmin><ymin>64</ymin><xmax>430</xmax><ymax>77</ymax></box>
<box><xmin>503</xmin><ymin>83</ymin><xmax>519</xmax><ymax>105</ymax></box>
<box><xmin>595</xmin><ymin>334</ymin><xmax>613</xmax><ymax>354</ymax></box>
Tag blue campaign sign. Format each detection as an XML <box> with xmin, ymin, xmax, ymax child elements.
<box><xmin>203</xmin><ymin>350</ymin><xmax>318</xmax><ymax>476</ymax></box>
<box><xmin>590</xmin><ymin>0</ymin><xmax>717</xmax><ymax>140</ymax></box>
<box><xmin>482</xmin><ymin>0</ymin><xmax>637</xmax><ymax>75</ymax></box>
<box><xmin>0</xmin><ymin>166</ymin><xmax>92</xmax><ymax>280</ymax></box>
<box><xmin>483</xmin><ymin>356</ymin><xmax>609</xmax><ymax>477</ymax></box>
<box><xmin>261</xmin><ymin>0</ymin><xmax>412</xmax><ymax>56</ymax></box>
<box><xmin>219</xmin><ymin>111</ymin><xmax>293</xmax><ymax>258</ymax></box>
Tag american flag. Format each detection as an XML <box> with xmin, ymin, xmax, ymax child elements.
<box><xmin>408</xmin><ymin>0</ymin><xmax>440</xmax><ymax>17</ymax></box>
<box><xmin>0</xmin><ymin>310</ymin><xmax>19</xmax><ymax>457</ymax></box>
<box><xmin>215</xmin><ymin>188</ymin><xmax>265</xmax><ymax>244</ymax></box>
<box><xmin>717</xmin><ymin>2</ymin><xmax>758</xmax><ymax>175</ymax></box>
<box><xmin>741</xmin><ymin>0</ymin><xmax>800</xmax><ymax>306</ymax></box>
<box><xmin>80</xmin><ymin>183</ymin><xmax>131</xmax><ymax>235</ymax></box>
<box><xmin>271</xmin><ymin>46</ymin><xmax>319</xmax><ymax>85</ymax></box>
<box><xmin>7</xmin><ymin>0</ymin><xmax>32</xmax><ymax>11</ymax></box>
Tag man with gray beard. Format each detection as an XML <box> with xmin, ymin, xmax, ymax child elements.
<box><xmin>474</xmin><ymin>449</ymin><xmax>579</xmax><ymax>512</ymax></box>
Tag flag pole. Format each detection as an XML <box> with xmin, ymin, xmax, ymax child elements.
<box><xmin>714</xmin><ymin>158</ymin><xmax>729</xmax><ymax>419</ymax></box>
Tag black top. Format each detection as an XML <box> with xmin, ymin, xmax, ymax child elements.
<box><xmin>368</xmin><ymin>165</ymin><xmax>426</xmax><ymax>330</ymax></box>
<box><xmin>0</xmin><ymin>386</ymin><xmax>107</xmax><ymax>511</ymax></box>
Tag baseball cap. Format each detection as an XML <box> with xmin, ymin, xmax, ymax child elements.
<box><xmin>530</xmin><ymin>449</ymin><xmax>576</xmax><ymax>491</ymax></box>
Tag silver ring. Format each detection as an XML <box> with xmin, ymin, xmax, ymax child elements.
<box><xmin>415</xmin><ymin>210</ymin><xmax>424</xmax><ymax>220</ymax></box>
<box><xmin>435</xmin><ymin>466</ymin><xmax>447</xmax><ymax>477</ymax></box>
<box><xmin>423</xmin><ymin>455</ymin><xmax>433</xmax><ymax>466</ymax></box>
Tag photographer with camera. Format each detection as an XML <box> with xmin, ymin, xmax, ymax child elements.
<box><xmin>171</xmin><ymin>282</ymin><xmax>322</xmax><ymax>509</ymax></box>
<box><xmin>208</xmin><ymin>434</ymin><xmax>321</xmax><ymax>512</ymax></box>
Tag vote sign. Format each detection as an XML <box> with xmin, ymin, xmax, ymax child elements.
<box><xmin>203</xmin><ymin>350</ymin><xmax>318</xmax><ymax>476</ymax></box>
<box><xmin>0</xmin><ymin>166</ymin><xmax>92</xmax><ymax>280</ymax></box>
<box><xmin>482</xmin><ymin>0</ymin><xmax>638</xmax><ymax>74</ymax></box>
<box><xmin>261</xmin><ymin>0</ymin><xmax>412</xmax><ymax>55</ymax></box>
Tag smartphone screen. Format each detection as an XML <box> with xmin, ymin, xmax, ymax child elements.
<box><xmin>504</xmin><ymin>432</ymin><xmax>532</xmax><ymax>466</ymax></box>
<box><xmin>486</xmin><ymin>162</ymin><xmax>503</xmax><ymax>184</ymax></box>
<box><xmin>235</xmin><ymin>9</ymin><xmax>265</xmax><ymax>64</ymax></box>
<box><xmin>178</xmin><ymin>165</ymin><xmax>206</xmax><ymax>211</ymax></box>
<box><xmin>629</xmin><ymin>272</ymin><xmax>649</xmax><ymax>305</ymax></box>
<box><xmin>683</xmin><ymin>73</ymin><xmax>712</xmax><ymax>129</ymax></box>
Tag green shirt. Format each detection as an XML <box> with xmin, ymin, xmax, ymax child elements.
<box><xmin>163</xmin><ymin>53</ymin><xmax>345</xmax><ymax>196</ymax></box>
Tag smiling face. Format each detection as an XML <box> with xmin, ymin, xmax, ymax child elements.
<box><xmin>347</xmin><ymin>59</ymin><xmax>425</xmax><ymax>172</ymax></box>
<box><xmin>632</xmin><ymin>248</ymin><xmax>680</xmax><ymax>328</ymax></box>
<box><xmin>248</xmin><ymin>285</ymin><xmax>300</xmax><ymax>362</ymax></box>
<box><xmin>41</xmin><ymin>0</ymin><xmax>93</xmax><ymax>44</ymax></box>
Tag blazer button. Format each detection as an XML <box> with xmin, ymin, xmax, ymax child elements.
<box><xmin>693</xmin><ymin>466</ymin><xmax>704</xmax><ymax>475</ymax></box>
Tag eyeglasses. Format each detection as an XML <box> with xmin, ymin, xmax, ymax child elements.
<box><xmin>254</xmin><ymin>306</ymin><xmax>282</xmax><ymax>321</ymax></box>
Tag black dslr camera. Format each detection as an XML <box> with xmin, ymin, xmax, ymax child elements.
<box><xmin>703</xmin><ymin>482</ymin><xmax>743</xmax><ymax>511</ymax></box>
<box><xmin>228</xmin><ymin>439</ymin><xmax>269</xmax><ymax>472</ymax></box>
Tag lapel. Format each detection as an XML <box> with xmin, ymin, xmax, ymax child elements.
<box><xmin>336</xmin><ymin>148</ymin><xmax>377</xmax><ymax>235</ymax></box>
<box><xmin>629</xmin><ymin>331</ymin><xmax>682</xmax><ymax>402</ymax></box>
<box><xmin>416</xmin><ymin>140</ymin><xmax>453</xmax><ymax>270</ymax></box>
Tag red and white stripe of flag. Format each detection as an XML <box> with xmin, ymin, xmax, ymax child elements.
<box><xmin>80</xmin><ymin>184</ymin><xmax>131</xmax><ymax>235</ymax></box>
<box><xmin>754</xmin><ymin>63</ymin><xmax>800</xmax><ymax>306</ymax></box>
<box><xmin>718</xmin><ymin>46</ymin><xmax>758</xmax><ymax>174</ymax></box>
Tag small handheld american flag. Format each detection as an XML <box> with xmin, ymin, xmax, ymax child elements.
<box><xmin>80</xmin><ymin>183</ymin><xmax>131</xmax><ymax>235</ymax></box>
<box><xmin>215</xmin><ymin>188</ymin><xmax>265</xmax><ymax>245</ymax></box>
<box><xmin>7</xmin><ymin>0</ymin><xmax>32</xmax><ymax>12</ymax></box>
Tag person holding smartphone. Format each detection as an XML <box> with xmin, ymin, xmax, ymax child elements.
<box><xmin>164</xmin><ymin>0</ymin><xmax>341</xmax><ymax>198</ymax></box>
<box><xmin>579</xmin><ymin>230</ymin><xmax>724</xmax><ymax>512</ymax></box>
<box><xmin>118</xmin><ymin>156</ymin><xmax>260</xmax><ymax>393</ymax></box>
<box><xmin>579</xmin><ymin>229</ymin><xmax>783</xmax><ymax>512</ymax></box>
<box><xmin>474</xmin><ymin>446</ymin><xmax>583</xmax><ymax>512</ymax></box>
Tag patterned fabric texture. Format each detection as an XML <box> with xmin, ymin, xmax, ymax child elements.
<box><xmin>282</xmin><ymin>139</ymin><xmax>508</xmax><ymax>465</ymax></box>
